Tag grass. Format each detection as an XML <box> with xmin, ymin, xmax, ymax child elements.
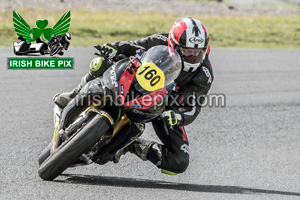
<box><xmin>1</xmin><ymin>8</ymin><xmax>300</xmax><ymax>49</ymax></box>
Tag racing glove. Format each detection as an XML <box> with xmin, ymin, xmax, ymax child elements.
<box><xmin>161</xmin><ymin>110</ymin><xmax>183</xmax><ymax>127</ymax></box>
<box><xmin>94</xmin><ymin>43</ymin><xmax>118</xmax><ymax>61</ymax></box>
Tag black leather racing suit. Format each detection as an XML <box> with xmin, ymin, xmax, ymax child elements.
<box><xmin>84</xmin><ymin>33</ymin><xmax>214</xmax><ymax>173</ymax></box>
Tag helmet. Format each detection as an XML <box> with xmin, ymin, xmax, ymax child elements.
<box><xmin>168</xmin><ymin>17</ymin><xmax>209</xmax><ymax>72</ymax></box>
<box><xmin>134</xmin><ymin>45</ymin><xmax>182</xmax><ymax>93</ymax></box>
<box><xmin>65</xmin><ymin>32</ymin><xmax>72</xmax><ymax>42</ymax></box>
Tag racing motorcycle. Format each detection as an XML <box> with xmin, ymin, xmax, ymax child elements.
<box><xmin>38</xmin><ymin>45</ymin><xmax>182</xmax><ymax>180</ymax></box>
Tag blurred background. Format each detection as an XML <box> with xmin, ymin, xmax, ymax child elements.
<box><xmin>1</xmin><ymin>0</ymin><xmax>300</xmax><ymax>49</ymax></box>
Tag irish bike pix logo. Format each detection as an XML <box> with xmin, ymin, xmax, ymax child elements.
<box><xmin>8</xmin><ymin>11</ymin><xmax>74</xmax><ymax>69</ymax></box>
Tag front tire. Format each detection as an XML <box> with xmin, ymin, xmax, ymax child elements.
<box><xmin>38</xmin><ymin>114</ymin><xmax>111</xmax><ymax>180</ymax></box>
<box><xmin>38</xmin><ymin>143</ymin><xmax>51</xmax><ymax>166</ymax></box>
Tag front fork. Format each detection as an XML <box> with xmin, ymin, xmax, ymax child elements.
<box><xmin>51</xmin><ymin>102</ymin><xmax>116</xmax><ymax>166</ymax></box>
<box><xmin>51</xmin><ymin>104</ymin><xmax>63</xmax><ymax>153</ymax></box>
<box><xmin>51</xmin><ymin>78</ymin><xmax>106</xmax><ymax>152</ymax></box>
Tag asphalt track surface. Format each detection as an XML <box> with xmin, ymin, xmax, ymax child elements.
<box><xmin>1</xmin><ymin>47</ymin><xmax>300</xmax><ymax>200</ymax></box>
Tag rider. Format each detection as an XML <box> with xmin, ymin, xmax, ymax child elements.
<box><xmin>48</xmin><ymin>32</ymin><xmax>72</xmax><ymax>56</ymax></box>
<box><xmin>54</xmin><ymin>17</ymin><xmax>213</xmax><ymax>175</ymax></box>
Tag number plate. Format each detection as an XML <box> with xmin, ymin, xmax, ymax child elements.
<box><xmin>136</xmin><ymin>62</ymin><xmax>165</xmax><ymax>92</ymax></box>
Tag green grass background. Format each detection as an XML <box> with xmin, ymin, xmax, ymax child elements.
<box><xmin>2</xmin><ymin>8</ymin><xmax>300</xmax><ymax>49</ymax></box>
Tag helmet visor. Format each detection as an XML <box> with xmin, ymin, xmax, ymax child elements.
<box><xmin>180</xmin><ymin>47</ymin><xmax>206</xmax><ymax>64</ymax></box>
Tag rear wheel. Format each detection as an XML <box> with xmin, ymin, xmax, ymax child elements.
<box><xmin>38</xmin><ymin>114</ymin><xmax>111</xmax><ymax>180</ymax></box>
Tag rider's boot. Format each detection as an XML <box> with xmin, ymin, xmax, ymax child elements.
<box><xmin>53</xmin><ymin>74</ymin><xmax>88</xmax><ymax>109</ymax></box>
<box><xmin>53</xmin><ymin>57</ymin><xmax>111</xmax><ymax>109</ymax></box>
<box><xmin>113</xmin><ymin>138</ymin><xmax>162</xmax><ymax>165</ymax></box>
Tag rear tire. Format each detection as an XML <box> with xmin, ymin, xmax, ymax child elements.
<box><xmin>38</xmin><ymin>114</ymin><xmax>111</xmax><ymax>180</ymax></box>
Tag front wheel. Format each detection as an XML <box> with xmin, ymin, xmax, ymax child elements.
<box><xmin>38</xmin><ymin>143</ymin><xmax>51</xmax><ymax>166</ymax></box>
<box><xmin>50</xmin><ymin>45</ymin><xmax>62</xmax><ymax>56</ymax></box>
<box><xmin>38</xmin><ymin>114</ymin><xmax>111</xmax><ymax>180</ymax></box>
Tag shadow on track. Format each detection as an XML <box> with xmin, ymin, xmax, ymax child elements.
<box><xmin>58</xmin><ymin>174</ymin><xmax>300</xmax><ymax>197</ymax></box>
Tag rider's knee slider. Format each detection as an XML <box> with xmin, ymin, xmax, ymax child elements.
<box><xmin>89</xmin><ymin>57</ymin><xmax>111</xmax><ymax>77</ymax></box>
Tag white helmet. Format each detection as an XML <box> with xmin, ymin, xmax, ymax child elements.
<box><xmin>168</xmin><ymin>17</ymin><xmax>209</xmax><ymax>72</ymax></box>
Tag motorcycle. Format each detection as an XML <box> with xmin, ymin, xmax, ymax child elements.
<box><xmin>38</xmin><ymin>45</ymin><xmax>182</xmax><ymax>180</ymax></box>
<box><xmin>47</xmin><ymin>33</ymin><xmax>71</xmax><ymax>56</ymax></box>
